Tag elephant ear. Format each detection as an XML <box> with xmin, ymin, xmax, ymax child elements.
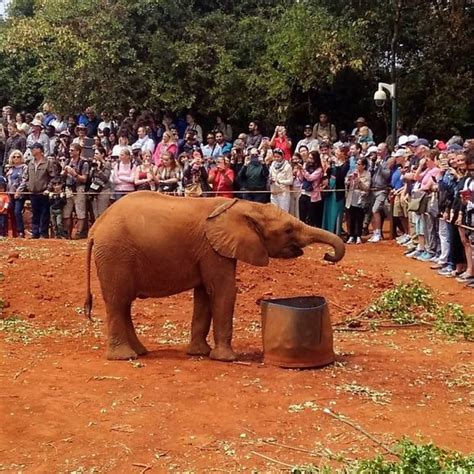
<box><xmin>205</xmin><ymin>199</ymin><xmax>269</xmax><ymax>266</ymax></box>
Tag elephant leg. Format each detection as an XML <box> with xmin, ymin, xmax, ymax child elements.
<box><xmin>208</xmin><ymin>277</ymin><xmax>238</xmax><ymax>362</ymax></box>
<box><xmin>187</xmin><ymin>286</ymin><xmax>212</xmax><ymax>356</ymax></box>
<box><xmin>124</xmin><ymin>311</ymin><xmax>148</xmax><ymax>356</ymax></box>
<box><xmin>105</xmin><ymin>299</ymin><xmax>139</xmax><ymax>360</ymax></box>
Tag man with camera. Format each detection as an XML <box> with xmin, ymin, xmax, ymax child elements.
<box><xmin>61</xmin><ymin>143</ymin><xmax>90</xmax><ymax>239</ymax></box>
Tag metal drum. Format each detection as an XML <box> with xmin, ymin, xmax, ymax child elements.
<box><xmin>260</xmin><ymin>296</ymin><xmax>334</xmax><ymax>368</ymax></box>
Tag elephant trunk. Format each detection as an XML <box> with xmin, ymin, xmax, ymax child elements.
<box><xmin>294</xmin><ymin>218</ymin><xmax>345</xmax><ymax>263</ymax></box>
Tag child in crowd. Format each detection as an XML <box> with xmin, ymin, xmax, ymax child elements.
<box><xmin>45</xmin><ymin>178</ymin><xmax>67</xmax><ymax>238</ymax></box>
<box><xmin>0</xmin><ymin>177</ymin><xmax>10</xmax><ymax>237</ymax></box>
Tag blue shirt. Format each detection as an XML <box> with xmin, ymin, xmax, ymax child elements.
<box><xmin>391</xmin><ymin>167</ymin><xmax>404</xmax><ymax>190</ymax></box>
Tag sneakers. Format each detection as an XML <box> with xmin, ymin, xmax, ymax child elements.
<box><xmin>404</xmin><ymin>246</ymin><xmax>417</xmax><ymax>255</ymax></box>
<box><xmin>406</xmin><ymin>249</ymin><xmax>423</xmax><ymax>259</ymax></box>
<box><xmin>438</xmin><ymin>266</ymin><xmax>455</xmax><ymax>276</ymax></box>
<box><xmin>368</xmin><ymin>234</ymin><xmax>383</xmax><ymax>243</ymax></box>
<box><xmin>356</xmin><ymin>237</ymin><xmax>363</xmax><ymax>245</ymax></box>
<box><xmin>396</xmin><ymin>234</ymin><xmax>411</xmax><ymax>245</ymax></box>
<box><xmin>346</xmin><ymin>237</ymin><xmax>355</xmax><ymax>244</ymax></box>
<box><xmin>417</xmin><ymin>251</ymin><xmax>434</xmax><ymax>262</ymax></box>
<box><xmin>431</xmin><ymin>262</ymin><xmax>446</xmax><ymax>270</ymax></box>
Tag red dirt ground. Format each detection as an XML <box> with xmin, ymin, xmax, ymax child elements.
<box><xmin>0</xmin><ymin>239</ymin><xmax>473</xmax><ymax>472</ymax></box>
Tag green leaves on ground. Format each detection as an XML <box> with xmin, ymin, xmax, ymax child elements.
<box><xmin>367</xmin><ymin>279</ymin><xmax>473</xmax><ymax>341</ymax></box>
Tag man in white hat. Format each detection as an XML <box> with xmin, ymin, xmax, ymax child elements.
<box><xmin>26</xmin><ymin>118</ymin><xmax>50</xmax><ymax>156</ymax></box>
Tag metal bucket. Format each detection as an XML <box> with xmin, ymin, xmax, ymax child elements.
<box><xmin>260</xmin><ymin>296</ymin><xmax>334</xmax><ymax>368</ymax></box>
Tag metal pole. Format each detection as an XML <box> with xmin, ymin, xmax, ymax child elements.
<box><xmin>390</xmin><ymin>0</ymin><xmax>402</xmax><ymax>149</ymax></box>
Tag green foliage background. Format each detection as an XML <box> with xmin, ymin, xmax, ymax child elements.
<box><xmin>0</xmin><ymin>0</ymin><xmax>473</xmax><ymax>138</ymax></box>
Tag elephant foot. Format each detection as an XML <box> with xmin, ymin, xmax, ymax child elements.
<box><xmin>210</xmin><ymin>346</ymin><xmax>238</xmax><ymax>362</ymax></box>
<box><xmin>186</xmin><ymin>341</ymin><xmax>212</xmax><ymax>357</ymax></box>
<box><xmin>131</xmin><ymin>340</ymin><xmax>148</xmax><ymax>356</ymax></box>
<box><xmin>107</xmin><ymin>343</ymin><xmax>138</xmax><ymax>360</ymax></box>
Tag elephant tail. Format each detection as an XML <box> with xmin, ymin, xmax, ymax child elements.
<box><xmin>83</xmin><ymin>237</ymin><xmax>94</xmax><ymax>321</ymax></box>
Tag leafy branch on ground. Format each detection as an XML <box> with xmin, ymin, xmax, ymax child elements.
<box><xmin>291</xmin><ymin>438</ymin><xmax>474</xmax><ymax>473</ymax></box>
<box><xmin>362</xmin><ymin>279</ymin><xmax>473</xmax><ymax>341</ymax></box>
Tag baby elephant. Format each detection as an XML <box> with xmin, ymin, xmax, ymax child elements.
<box><xmin>84</xmin><ymin>193</ymin><xmax>345</xmax><ymax>361</ymax></box>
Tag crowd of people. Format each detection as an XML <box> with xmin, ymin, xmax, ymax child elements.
<box><xmin>0</xmin><ymin>104</ymin><xmax>473</xmax><ymax>287</ymax></box>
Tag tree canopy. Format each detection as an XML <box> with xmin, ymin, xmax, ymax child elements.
<box><xmin>0</xmin><ymin>0</ymin><xmax>473</xmax><ymax>138</ymax></box>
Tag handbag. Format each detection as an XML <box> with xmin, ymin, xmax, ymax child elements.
<box><xmin>408</xmin><ymin>191</ymin><xmax>428</xmax><ymax>214</ymax></box>
<box><xmin>185</xmin><ymin>181</ymin><xmax>203</xmax><ymax>197</ymax></box>
<box><xmin>427</xmin><ymin>192</ymin><xmax>439</xmax><ymax>217</ymax></box>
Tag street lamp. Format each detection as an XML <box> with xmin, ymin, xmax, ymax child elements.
<box><xmin>374</xmin><ymin>82</ymin><xmax>397</xmax><ymax>148</ymax></box>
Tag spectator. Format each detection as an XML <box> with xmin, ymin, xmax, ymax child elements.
<box><xmin>208</xmin><ymin>156</ymin><xmax>234</xmax><ymax>198</ymax></box>
<box><xmin>5</xmin><ymin>150</ymin><xmax>27</xmax><ymax>237</ymax></box>
<box><xmin>45</xmin><ymin>178</ymin><xmax>66</xmax><ymax>238</ymax></box>
<box><xmin>297</xmin><ymin>150</ymin><xmax>324</xmax><ymax>228</ymax></box>
<box><xmin>215</xmin><ymin>131</ymin><xmax>232</xmax><ymax>156</ymax></box>
<box><xmin>348</xmin><ymin>143</ymin><xmax>362</xmax><ymax>172</ymax></box>
<box><xmin>201</xmin><ymin>132</ymin><xmax>222</xmax><ymax>161</ymax></box>
<box><xmin>4</xmin><ymin>122</ymin><xmax>27</xmax><ymax>166</ymax></box>
<box><xmin>41</xmin><ymin>102</ymin><xmax>55</xmax><ymax>127</ymax></box>
<box><xmin>112</xmin><ymin>131</ymin><xmax>133</xmax><ymax>158</ymax></box>
<box><xmin>98</xmin><ymin>111</ymin><xmax>115</xmax><ymax>133</ymax></box>
<box><xmin>89</xmin><ymin>146</ymin><xmax>112</xmax><ymax>218</ymax></box>
<box><xmin>133</xmin><ymin>126</ymin><xmax>155</xmax><ymax>154</ymax></box>
<box><xmin>179</xmin><ymin>130</ymin><xmax>199</xmax><ymax>156</ymax></box>
<box><xmin>238</xmin><ymin>148</ymin><xmax>269</xmax><ymax>203</ymax></box>
<box><xmin>214</xmin><ymin>115</ymin><xmax>233</xmax><ymax>141</ymax></box>
<box><xmin>296</xmin><ymin>125</ymin><xmax>319</xmax><ymax>152</ymax></box>
<box><xmin>289</xmin><ymin>153</ymin><xmax>303</xmax><ymax>219</ymax></box>
<box><xmin>72</xmin><ymin>123</ymin><xmax>88</xmax><ymax>147</ymax></box>
<box><xmin>153</xmin><ymin>130</ymin><xmax>178</xmax><ymax>166</ymax></box>
<box><xmin>322</xmin><ymin>144</ymin><xmax>350</xmax><ymax>235</ymax></box>
<box><xmin>391</xmin><ymin>149</ymin><xmax>410</xmax><ymax>244</ymax></box>
<box><xmin>184</xmin><ymin>112</ymin><xmax>203</xmax><ymax>143</ymax></box>
<box><xmin>80</xmin><ymin>107</ymin><xmax>101</xmax><ymax>138</ymax></box>
<box><xmin>270</xmin><ymin>125</ymin><xmax>292</xmax><ymax>161</ymax></box>
<box><xmin>15</xmin><ymin>112</ymin><xmax>30</xmax><ymax>136</ymax></box>
<box><xmin>345</xmin><ymin>157</ymin><xmax>371</xmax><ymax>244</ymax></box>
<box><xmin>26</xmin><ymin>119</ymin><xmax>50</xmax><ymax>156</ymax></box>
<box><xmin>367</xmin><ymin>143</ymin><xmax>393</xmax><ymax>242</ymax></box>
<box><xmin>183</xmin><ymin>150</ymin><xmax>208</xmax><ymax>197</ymax></box>
<box><xmin>313</xmin><ymin>113</ymin><xmax>337</xmax><ymax>143</ymax></box>
<box><xmin>134</xmin><ymin>149</ymin><xmax>157</xmax><ymax>191</ymax></box>
<box><xmin>269</xmin><ymin>148</ymin><xmax>293</xmax><ymax>212</ymax></box>
<box><xmin>246</xmin><ymin>121</ymin><xmax>263</xmax><ymax>150</ymax></box>
<box><xmin>351</xmin><ymin>117</ymin><xmax>374</xmax><ymax>141</ymax></box>
<box><xmin>50</xmin><ymin>113</ymin><xmax>68</xmax><ymax>134</ymax></box>
<box><xmin>0</xmin><ymin>176</ymin><xmax>9</xmax><ymax>237</ymax></box>
<box><xmin>298</xmin><ymin>145</ymin><xmax>310</xmax><ymax>163</ymax></box>
<box><xmin>61</xmin><ymin>143</ymin><xmax>90</xmax><ymax>239</ymax></box>
<box><xmin>16</xmin><ymin>143</ymin><xmax>54</xmax><ymax>239</ymax></box>
<box><xmin>155</xmin><ymin>151</ymin><xmax>181</xmax><ymax>194</ymax></box>
<box><xmin>112</xmin><ymin>148</ymin><xmax>136</xmax><ymax>200</ymax></box>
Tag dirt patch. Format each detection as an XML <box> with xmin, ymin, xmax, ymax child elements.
<box><xmin>0</xmin><ymin>239</ymin><xmax>473</xmax><ymax>472</ymax></box>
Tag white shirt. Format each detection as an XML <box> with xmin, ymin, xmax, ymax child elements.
<box><xmin>133</xmin><ymin>136</ymin><xmax>155</xmax><ymax>153</ymax></box>
<box><xmin>296</xmin><ymin>137</ymin><xmax>319</xmax><ymax>152</ymax></box>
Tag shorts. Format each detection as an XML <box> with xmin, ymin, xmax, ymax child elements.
<box><xmin>63</xmin><ymin>186</ymin><xmax>87</xmax><ymax>219</ymax></box>
<box><xmin>393</xmin><ymin>194</ymin><xmax>408</xmax><ymax>218</ymax></box>
<box><xmin>372</xmin><ymin>190</ymin><xmax>388</xmax><ymax>214</ymax></box>
<box><xmin>414</xmin><ymin>212</ymin><xmax>424</xmax><ymax>236</ymax></box>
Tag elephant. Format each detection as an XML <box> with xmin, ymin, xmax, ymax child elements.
<box><xmin>84</xmin><ymin>192</ymin><xmax>345</xmax><ymax>362</ymax></box>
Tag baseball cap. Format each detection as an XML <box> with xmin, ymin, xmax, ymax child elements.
<box><xmin>406</xmin><ymin>134</ymin><xmax>418</xmax><ymax>145</ymax></box>
<box><xmin>367</xmin><ymin>145</ymin><xmax>378</xmax><ymax>154</ymax></box>
<box><xmin>392</xmin><ymin>149</ymin><xmax>407</xmax><ymax>158</ymax></box>
<box><xmin>447</xmin><ymin>143</ymin><xmax>463</xmax><ymax>152</ymax></box>
<box><xmin>273</xmin><ymin>148</ymin><xmax>284</xmax><ymax>156</ymax></box>
<box><xmin>434</xmin><ymin>140</ymin><xmax>447</xmax><ymax>151</ymax></box>
<box><xmin>304</xmin><ymin>124</ymin><xmax>312</xmax><ymax>130</ymax></box>
<box><xmin>414</xmin><ymin>138</ymin><xmax>430</xmax><ymax>147</ymax></box>
<box><xmin>398</xmin><ymin>135</ymin><xmax>409</xmax><ymax>147</ymax></box>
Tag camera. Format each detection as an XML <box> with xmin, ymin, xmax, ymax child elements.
<box><xmin>374</xmin><ymin>89</ymin><xmax>387</xmax><ymax>107</ymax></box>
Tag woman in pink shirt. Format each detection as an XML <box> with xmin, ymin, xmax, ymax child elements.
<box><xmin>153</xmin><ymin>131</ymin><xmax>177</xmax><ymax>166</ymax></box>
<box><xmin>113</xmin><ymin>148</ymin><xmax>136</xmax><ymax>200</ymax></box>
<box><xmin>297</xmin><ymin>151</ymin><xmax>324</xmax><ymax>227</ymax></box>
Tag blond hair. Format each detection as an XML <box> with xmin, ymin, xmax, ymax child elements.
<box><xmin>8</xmin><ymin>149</ymin><xmax>25</xmax><ymax>166</ymax></box>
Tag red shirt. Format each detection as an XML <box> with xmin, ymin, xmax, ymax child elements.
<box><xmin>274</xmin><ymin>136</ymin><xmax>292</xmax><ymax>161</ymax></box>
<box><xmin>0</xmin><ymin>193</ymin><xmax>10</xmax><ymax>214</ymax></box>
<box><xmin>209</xmin><ymin>168</ymin><xmax>235</xmax><ymax>198</ymax></box>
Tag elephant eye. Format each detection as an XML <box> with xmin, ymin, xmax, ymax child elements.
<box><xmin>284</xmin><ymin>227</ymin><xmax>292</xmax><ymax>235</ymax></box>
